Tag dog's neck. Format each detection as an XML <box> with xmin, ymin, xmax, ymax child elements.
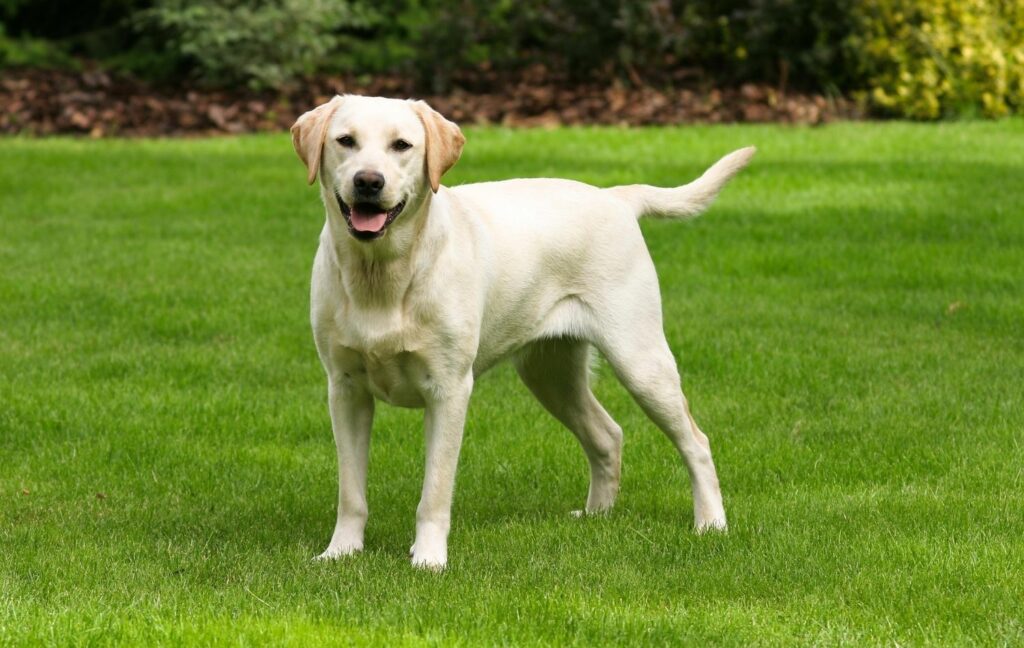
<box><xmin>323</xmin><ymin>190</ymin><xmax>441</xmax><ymax>308</ymax></box>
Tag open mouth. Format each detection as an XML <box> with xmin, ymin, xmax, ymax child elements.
<box><xmin>335</xmin><ymin>191</ymin><xmax>406</xmax><ymax>241</ymax></box>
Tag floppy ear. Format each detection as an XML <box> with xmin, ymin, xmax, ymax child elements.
<box><xmin>290</xmin><ymin>96</ymin><xmax>344</xmax><ymax>186</ymax></box>
<box><xmin>410</xmin><ymin>101</ymin><xmax>466</xmax><ymax>193</ymax></box>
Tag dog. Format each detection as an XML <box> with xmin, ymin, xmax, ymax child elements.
<box><xmin>291</xmin><ymin>95</ymin><xmax>754</xmax><ymax>570</ymax></box>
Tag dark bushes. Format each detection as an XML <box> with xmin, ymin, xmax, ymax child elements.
<box><xmin>2</xmin><ymin>0</ymin><xmax>1022</xmax><ymax>118</ymax></box>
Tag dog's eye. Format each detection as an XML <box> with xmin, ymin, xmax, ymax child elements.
<box><xmin>392</xmin><ymin>139</ymin><xmax>412</xmax><ymax>152</ymax></box>
<box><xmin>337</xmin><ymin>135</ymin><xmax>356</xmax><ymax>148</ymax></box>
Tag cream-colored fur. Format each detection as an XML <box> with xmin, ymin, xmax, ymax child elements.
<box><xmin>292</xmin><ymin>95</ymin><xmax>755</xmax><ymax>570</ymax></box>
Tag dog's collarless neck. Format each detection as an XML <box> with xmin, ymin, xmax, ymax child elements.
<box><xmin>326</xmin><ymin>191</ymin><xmax>444</xmax><ymax>306</ymax></box>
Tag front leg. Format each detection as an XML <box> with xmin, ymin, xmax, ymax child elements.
<box><xmin>411</xmin><ymin>373</ymin><xmax>473</xmax><ymax>570</ymax></box>
<box><xmin>317</xmin><ymin>377</ymin><xmax>374</xmax><ymax>560</ymax></box>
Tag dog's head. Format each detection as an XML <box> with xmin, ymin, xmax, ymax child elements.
<box><xmin>291</xmin><ymin>95</ymin><xmax>465</xmax><ymax>242</ymax></box>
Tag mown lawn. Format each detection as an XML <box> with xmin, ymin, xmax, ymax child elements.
<box><xmin>1</xmin><ymin>121</ymin><xmax>1023</xmax><ymax>646</ymax></box>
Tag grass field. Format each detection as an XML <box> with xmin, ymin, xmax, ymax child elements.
<box><xmin>2</xmin><ymin>121</ymin><xmax>1023</xmax><ymax>645</ymax></box>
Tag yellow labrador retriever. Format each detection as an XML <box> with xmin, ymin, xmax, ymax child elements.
<box><xmin>291</xmin><ymin>95</ymin><xmax>754</xmax><ymax>570</ymax></box>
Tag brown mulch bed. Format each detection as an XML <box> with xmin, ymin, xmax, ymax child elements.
<box><xmin>1</xmin><ymin>64</ymin><xmax>861</xmax><ymax>137</ymax></box>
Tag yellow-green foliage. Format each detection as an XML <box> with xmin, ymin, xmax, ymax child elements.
<box><xmin>849</xmin><ymin>0</ymin><xmax>1024</xmax><ymax>118</ymax></box>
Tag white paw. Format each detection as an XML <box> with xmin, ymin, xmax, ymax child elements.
<box><xmin>409</xmin><ymin>538</ymin><xmax>447</xmax><ymax>571</ymax></box>
<box><xmin>572</xmin><ymin>504</ymin><xmax>614</xmax><ymax>518</ymax></box>
<box><xmin>313</xmin><ymin>538</ymin><xmax>363</xmax><ymax>561</ymax></box>
<box><xmin>695</xmin><ymin>515</ymin><xmax>728</xmax><ymax>534</ymax></box>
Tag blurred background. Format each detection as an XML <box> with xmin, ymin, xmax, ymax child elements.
<box><xmin>1</xmin><ymin>0</ymin><xmax>1022</xmax><ymax>134</ymax></box>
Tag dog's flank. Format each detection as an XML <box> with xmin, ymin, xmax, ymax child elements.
<box><xmin>607</xmin><ymin>146</ymin><xmax>756</xmax><ymax>220</ymax></box>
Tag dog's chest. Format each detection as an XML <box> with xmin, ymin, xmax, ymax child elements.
<box><xmin>328</xmin><ymin>305</ymin><xmax>433</xmax><ymax>408</ymax></box>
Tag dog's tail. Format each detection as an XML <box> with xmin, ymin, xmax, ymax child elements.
<box><xmin>607</xmin><ymin>146</ymin><xmax>756</xmax><ymax>220</ymax></box>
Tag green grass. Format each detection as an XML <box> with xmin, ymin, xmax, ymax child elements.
<box><xmin>2</xmin><ymin>121</ymin><xmax>1023</xmax><ymax>646</ymax></box>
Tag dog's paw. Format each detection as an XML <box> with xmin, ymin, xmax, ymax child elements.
<box><xmin>411</xmin><ymin>552</ymin><xmax>446</xmax><ymax>571</ymax></box>
<box><xmin>571</xmin><ymin>505</ymin><xmax>612</xmax><ymax>518</ymax></box>
<box><xmin>694</xmin><ymin>516</ymin><xmax>728</xmax><ymax>534</ymax></box>
<box><xmin>313</xmin><ymin>540</ymin><xmax>363</xmax><ymax>562</ymax></box>
<box><xmin>409</xmin><ymin>540</ymin><xmax>447</xmax><ymax>571</ymax></box>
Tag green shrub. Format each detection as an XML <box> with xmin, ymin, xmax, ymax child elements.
<box><xmin>341</xmin><ymin>0</ymin><xmax>855</xmax><ymax>92</ymax></box>
<box><xmin>138</xmin><ymin>0</ymin><xmax>374</xmax><ymax>89</ymax></box>
<box><xmin>847</xmin><ymin>0</ymin><xmax>1024</xmax><ymax>118</ymax></box>
<box><xmin>709</xmin><ymin>0</ymin><xmax>857</xmax><ymax>90</ymax></box>
<box><xmin>0</xmin><ymin>0</ymin><xmax>152</xmax><ymax>68</ymax></box>
<box><xmin>0</xmin><ymin>23</ymin><xmax>76</xmax><ymax>68</ymax></box>
<box><xmin>345</xmin><ymin>0</ymin><xmax>527</xmax><ymax>93</ymax></box>
<box><xmin>3</xmin><ymin>0</ymin><xmax>1024</xmax><ymax>118</ymax></box>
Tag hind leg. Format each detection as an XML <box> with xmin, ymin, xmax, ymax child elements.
<box><xmin>606</xmin><ymin>335</ymin><xmax>726</xmax><ymax>529</ymax></box>
<box><xmin>593</xmin><ymin>291</ymin><xmax>727</xmax><ymax>530</ymax></box>
<box><xmin>514</xmin><ymin>338</ymin><xmax>623</xmax><ymax>513</ymax></box>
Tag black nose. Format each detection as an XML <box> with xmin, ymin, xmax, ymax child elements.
<box><xmin>353</xmin><ymin>170</ymin><xmax>385</xmax><ymax>194</ymax></box>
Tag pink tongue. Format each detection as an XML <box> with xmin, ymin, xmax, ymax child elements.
<box><xmin>350</xmin><ymin>207</ymin><xmax>387</xmax><ymax>232</ymax></box>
